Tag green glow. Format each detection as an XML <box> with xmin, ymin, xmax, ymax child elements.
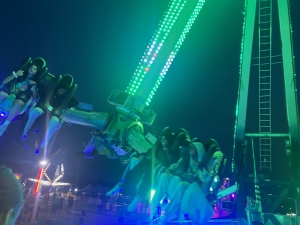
<box><xmin>232</xmin><ymin>0</ymin><xmax>248</xmax><ymax>172</ymax></box>
<box><xmin>145</xmin><ymin>1</ymin><xmax>205</xmax><ymax>106</ymax></box>
<box><xmin>126</xmin><ymin>0</ymin><xmax>185</xmax><ymax>95</ymax></box>
<box><xmin>126</xmin><ymin>0</ymin><xmax>205</xmax><ymax>101</ymax></box>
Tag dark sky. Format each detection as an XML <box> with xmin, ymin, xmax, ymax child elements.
<box><xmin>0</xmin><ymin>0</ymin><xmax>299</xmax><ymax>188</ymax></box>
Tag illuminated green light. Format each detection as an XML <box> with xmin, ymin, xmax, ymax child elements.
<box><xmin>145</xmin><ymin>0</ymin><xmax>205</xmax><ymax>104</ymax></box>
<box><xmin>127</xmin><ymin>0</ymin><xmax>205</xmax><ymax>100</ymax></box>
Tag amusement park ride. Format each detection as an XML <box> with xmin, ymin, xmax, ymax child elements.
<box><xmin>28</xmin><ymin>163</ymin><xmax>71</xmax><ymax>187</ymax></box>
<box><xmin>1</xmin><ymin>0</ymin><xmax>299</xmax><ymax>223</ymax></box>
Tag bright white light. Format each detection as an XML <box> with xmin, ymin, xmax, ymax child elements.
<box><xmin>75</xmin><ymin>188</ymin><xmax>78</xmax><ymax>192</ymax></box>
<box><xmin>40</xmin><ymin>160</ymin><xmax>47</xmax><ymax>166</ymax></box>
<box><xmin>150</xmin><ymin>189</ymin><xmax>156</xmax><ymax>202</ymax></box>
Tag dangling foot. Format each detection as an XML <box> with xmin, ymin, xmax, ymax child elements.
<box><xmin>22</xmin><ymin>134</ymin><xmax>27</xmax><ymax>141</ymax></box>
<box><xmin>106</xmin><ymin>184</ymin><xmax>122</xmax><ymax>196</ymax></box>
<box><xmin>127</xmin><ymin>196</ymin><xmax>141</xmax><ymax>212</ymax></box>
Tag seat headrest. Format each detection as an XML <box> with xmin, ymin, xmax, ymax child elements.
<box><xmin>31</xmin><ymin>57</ymin><xmax>46</xmax><ymax>72</ymax></box>
<box><xmin>57</xmin><ymin>74</ymin><xmax>73</xmax><ymax>91</ymax></box>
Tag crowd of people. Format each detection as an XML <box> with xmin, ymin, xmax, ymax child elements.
<box><xmin>14</xmin><ymin>186</ymin><xmax>78</xmax><ymax>225</ymax></box>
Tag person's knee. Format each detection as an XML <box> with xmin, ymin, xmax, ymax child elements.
<box><xmin>29</xmin><ymin>107</ymin><xmax>44</xmax><ymax>117</ymax></box>
<box><xmin>49</xmin><ymin>116</ymin><xmax>60</xmax><ymax>129</ymax></box>
<box><xmin>172</xmin><ymin>175</ymin><xmax>182</xmax><ymax>184</ymax></box>
<box><xmin>14</xmin><ymin>99</ymin><xmax>25</xmax><ymax>107</ymax></box>
<box><xmin>50</xmin><ymin>116</ymin><xmax>60</xmax><ymax>124</ymax></box>
<box><xmin>0</xmin><ymin>91</ymin><xmax>8</xmax><ymax>99</ymax></box>
<box><xmin>129</xmin><ymin>157</ymin><xmax>140</xmax><ymax>167</ymax></box>
<box><xmin>160</xmin><ymin>173</ymin><xmax>171</xmax><ymax>181</ymax></box>
<box><xmin>178</xmin><ymin>182</ymin><xmax>189</xmax><ymax>192</ymax></box>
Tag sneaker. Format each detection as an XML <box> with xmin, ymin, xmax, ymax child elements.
<box><xmin>106</xmin><ymin>184</ymin><xmax>122</xmax><ymax>196</ymax></box>
<box><xmin>127</xmin><ymin>196</ymin><xmax>141</xmax><ymax>212</ymax></box>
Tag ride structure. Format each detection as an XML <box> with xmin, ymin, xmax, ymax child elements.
<box><xmin>61</xmin><ymin>0</ymin><xmax>207</xmax><ymax>159</ymax></box>
<box><xmin>28</xmin><ymin>163</ymin><xmax>71</xmax><ymax>187</ymax></box>
<box><xmin>1</xmin><ymin>0</ymin><xmax>299</xmax><ymax>221</ymax></box>
<box><xmin>233</xmin><ymin>0</ymin><xmax>300</xmax><ymax>218</ymax></box>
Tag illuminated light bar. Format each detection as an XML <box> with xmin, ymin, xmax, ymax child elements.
<box><xmin>44</xmin><ymin>173</ymin><xmax>51</xmax><ymax>182</ymax></box>
<box><xmin>126</xmin><ymin>0</ymin><xmax>206</xmax><ymax>106</ymax></box>
<box><xmin>232</xmin><ymin>0</ymin><xmax>248</xmax><ymax>172</ymax></box>
<box><xmin>44</xmin><ymin>163</ymin><xmax>51</xmax><ymax>172</ymax></box>
<box><xmin>53</xmin><ymin>174</ymin><xmax>64</xmax><ymax>183</ymax></box>
<box><xmin>51</xmin><ymin>182</ymin><xmax>71</xmax><ymax>186</ymax></box>
<box><xmin>34</xmin><ymin>168</ymin><xmax>44</xmax><ymax>193</ymax></box>
<box><xmin>146</xmin><ymin>1</ymin><xmax>205</xmax><ymax>105</ymax></box>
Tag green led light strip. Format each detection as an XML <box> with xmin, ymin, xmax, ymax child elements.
<box><xmin>126</xmin><ymin>0</ymin><xmax>188</xmax><ymax>95</ymax></box>
<box><xmin>145</xmin><ymin>0</ymin><xmax>205</xmax><ymax>106</ymax></box>
<box><xmin>232</xmin><ymin>0</ymin><xmax>248</xmax><ymax>172</ymax></box>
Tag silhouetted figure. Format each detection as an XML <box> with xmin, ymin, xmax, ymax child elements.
<box><xmin>78</xmin><ymin>210</ymin><xmax>86</xmax><ymax>225</ymax></box>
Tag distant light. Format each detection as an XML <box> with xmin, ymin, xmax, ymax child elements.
<box><xmin>75</xmin><ymin>188</ymin><xmax>78</xmax><ymax>192</ymax></box>
<box><xmin>40</xmin><ymin>160</ymin><xmax>47</xmax><ymax>165</ymax></box>
<box><xmin>231</xmin><ymin>194</ymin><xmax>235</xmax><ymax>198</ymax></box>
<box><xmin>0</xmin><ymin>113</ymin><xmax>4</xmax><ymax>117</ymax></box>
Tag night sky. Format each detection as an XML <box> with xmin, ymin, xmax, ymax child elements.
<box><xmin>0</xmin><ymin>0</ymin><xmax>299</xmax><ymax>189</ymax></box>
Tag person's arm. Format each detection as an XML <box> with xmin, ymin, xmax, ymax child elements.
<box><xmin>164</xmin><ymin>148</ymin><xmax>173</xmax><ymax>164</ymax></box>
<box><xmin>31</xmin><ymin>84</ymin><xmax>38</xmax><ymax>98</ymax></box>
<box><xmin>2</xmin><ymin>70</ymin><xmax>23</xmax><ymax>84</ymax></box>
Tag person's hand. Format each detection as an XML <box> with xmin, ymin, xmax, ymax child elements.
<box><xmin>15</xmin><ymin>70</ymin><xmax>24</xmax><ymax>77</ymax></box>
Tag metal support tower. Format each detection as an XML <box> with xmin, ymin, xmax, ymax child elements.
<box><xmin>232</xmin><ymin>0</ymin><xmax>300</xmax><ymax>217</ymax></box>
<box><xmin>258</xmin><ymin>0</ymin><xmax>273</xmax><ymax>171</ymax></box>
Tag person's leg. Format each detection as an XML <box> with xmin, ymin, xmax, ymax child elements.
<box><xmin>127</xmin><ymin>174</ymin><xmax>145</xmax><ymax>212</ymax></box>
<box><xmin>149</xmin><ymin>173</ymin><xmax>181</xmax><ymax>220</ymax></box>
<box><xmin>0</xmin><ymin>99</ymin><xmax>24</xmax><ymax>136</ymax></box>
<box><xmin>22</xmin><ymin>107</ymin><xmax>44</xmax><ymax>139</ymax></box>
<box><xmin>0</xmin><ymin>91</ymin><xmax>8</xmax><ymax>104</ymax></box>
<box><xmin>106</xmin><ymin>157</ymin><xmax>141</xmax><ymax>196</ymax></box>
<box><xmin>151</xmin><ymin>173</ymin><xmax>173</xmax><ymax>208</ymax></box>
<box><xmin>160</xmin><ymin>181</ymin><xmax>190</xmax><ymax>223</ymax></box>
<box><xmin>6</xmin><ymin>99</ymin><xmax>24</xmax><ymax>121</ymax></box>
<box><xmin>181</xmin><ymin>182</ymin><xmax>213</xmax><ymax>225</ymax></box>
<box><xmin>39</xmin><ymin>115</ymin><xmax>61</xmax><ymax>149</ymax></box>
